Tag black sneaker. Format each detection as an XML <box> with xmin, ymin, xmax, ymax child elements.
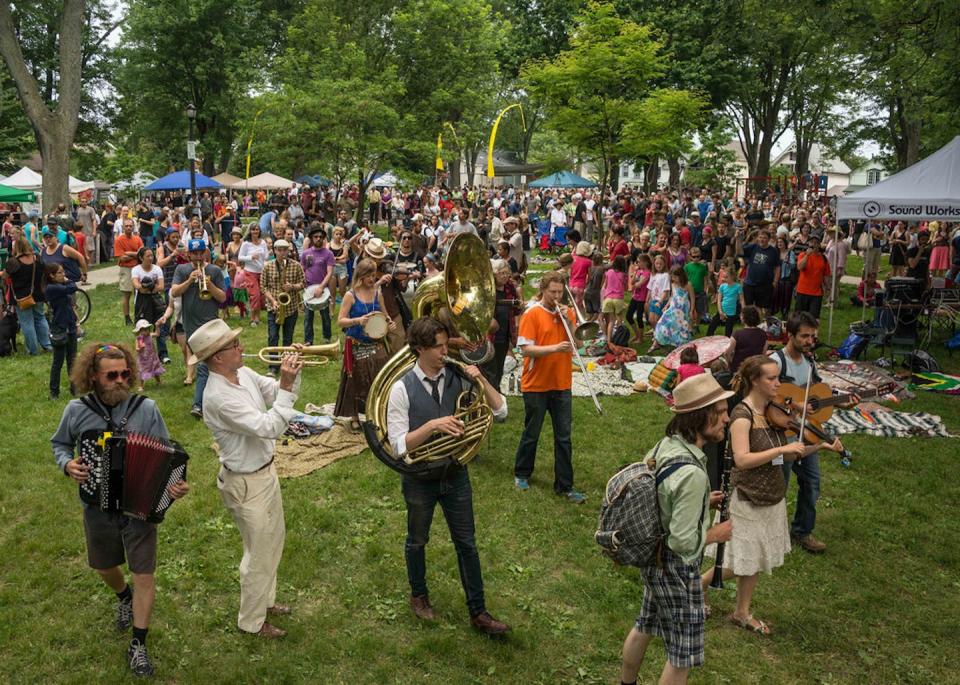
<box><xmin>116</xmin><ymin>592</ymin><xmax>134</xmax><ymax>631</ymax></box>
<box><xmin>125</xmin><ymin>316</ymin><xmax>133</xmax><ymax>326</ymax></box>
<box><xmin>127</xmin><ymin>638</ymin><xmax>155</xmax><ymax>677</ymax></box>
<box><xmin>190</xmin><ymin>405</ymin><xmax>203</xmax><ymax>420</ymax></box>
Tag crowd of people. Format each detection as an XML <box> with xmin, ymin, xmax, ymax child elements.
<box><xmin>3</xmin><ymin>177</ymin><xmax>955</xmax><ymax>680</ymax></box>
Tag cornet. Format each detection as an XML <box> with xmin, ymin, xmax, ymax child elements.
<box><xmin>194</xmin><ymin>260</ymin><xmax>212</xmax><ymax>300</ymax></box>
<box><xmin>243</xmin><ymin>342</ymin><xmax>340</xmax><ymax>367</ymax></box>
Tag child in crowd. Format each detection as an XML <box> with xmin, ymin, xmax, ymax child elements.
<box><xmin>601</xmin><ymin>255</ymin><xmax>629</xmax><ymax>341</ymax></box>
<box><xmin>157</xmin><ymin>294</ymin><xmax>194</xmax><ymax>385</ymax></box>
<box><xmin>584</xmin><ymin>252</ymin><xmax>606</xmax><ymax>324</ymax></box>
<box><xmin>685</xmin><ymin>247</ymin><xmax>709</xmax><ymax>327</ymax></box>
<box><xmin>676</xmin><ymin>345</ymin><xmax>705</xmax><ymax>382</ymax></box>
<box><xmin>627</xmin><ymin>253</ymin><xmax>651</xmax><ymax>343</ymax></box>
<box><xmin>215</xmin><ymin>253</ymin><xmax>234</xmax><ymax>319</ymax></box>
<box><xmin>133</xmin><ymin>319</ymin><xmax>164</xmax><ymax>392</ymax></box>
<box><xmin>851</xmin><ymin>272</ymin><xmax>880</xmax><ymax>307</ymax></box>
<box><xmin>708</xmin><ymin>262</ymin><xmax>744</xmax><ymax>337</ymax></box>
<box><xmin>43</xmin><ymin>263</ymin><xmax>78</xmax><ymax>399</ymax></box>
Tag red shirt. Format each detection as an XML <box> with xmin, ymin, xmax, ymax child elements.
<box><xmin>608</xmin><ymin>238</ymin><xmax>629</xmax><ymax>261</ymax></box>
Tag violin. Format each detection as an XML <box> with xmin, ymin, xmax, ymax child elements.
<box><xmin>764</xmin><ymin>398</ymin><xmax>853</xmax><ymax>466</ymax></box>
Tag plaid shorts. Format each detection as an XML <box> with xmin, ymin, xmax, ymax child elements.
<box><xmin>635</xmin><ymin>547</ymin><xmax>706</xmax><ymax>668</ymax></box>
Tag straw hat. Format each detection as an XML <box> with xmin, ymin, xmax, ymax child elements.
<box><xmin>575</xmin><ymin>241</ymin><xmax>595</xmax><ymax>257</ymax></box>
<box><xmin>364</xmin><ymin>237</ymin><xmax>387</xmax><ymax>260</ymax></box>
<box><xmin>671</xmin><ymin>374</ymin><xmax>734</xmax><ymax>413</ymax></box>
<box><xmin>187</xmin><ymin>319</ymin><xmax>243</xmax><ymax>365</ymax></box>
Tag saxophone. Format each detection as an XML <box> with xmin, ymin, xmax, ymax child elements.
<box><xmin>274</xmin><ymin>257</ymin><xmax>291</xmax><ymax>324</ymax></box>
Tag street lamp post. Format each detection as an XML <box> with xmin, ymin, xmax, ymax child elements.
<box><xmin>186</xmin><ymin>103</ymin><xmax>197</xmax><ymax>215</ymax></box>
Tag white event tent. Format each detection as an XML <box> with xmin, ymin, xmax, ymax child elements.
<box><xmin>232</xmin><ymin>172</ymin><xmax>294</xmax><ymax>190</ymax></box>
<box><xmin>1</xmin><ymin>165</ymin><xmax>96</xmax><ymax>193</ymax></box>
<box><xmin>837</xmin><ymin>135</ymin><xmax>960</xmax><ymax>222</ymax></box>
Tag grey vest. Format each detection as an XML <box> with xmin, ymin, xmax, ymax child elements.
<box><xmin>401</xmin><ymin>365</ymin><xmax>465</xmax><ymax>431</ymax></box>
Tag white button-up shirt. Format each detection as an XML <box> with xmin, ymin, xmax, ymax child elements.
<box><xmin>387</xmin><ymin>364</ymin><xmax>508</xmax><ymax>458</ymax></box>
<box><xmin>203</xmin><ymin>367</ymin><xmax>300</xmax><ymax>473</ymax></box>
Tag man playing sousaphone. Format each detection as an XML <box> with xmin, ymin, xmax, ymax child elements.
<box><xmin>335</xmin><ymin>258</ymin><xmax>396</xmax><ymax>431</ymax></box>
<box><xmin>385</xmin><ymin>317</ymin><xmax>510</xmax><ymax>635</ymax></box>
<box><xmin>261</xmin><ymin>239</ymin><xmax>306</xmax><ymax>375</ymax></box>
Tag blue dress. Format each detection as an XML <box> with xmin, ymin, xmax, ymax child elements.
<box><xmin>654</xmin><ymin>287</ymin><xmax>693</xmax><ymax>347</ymax></box>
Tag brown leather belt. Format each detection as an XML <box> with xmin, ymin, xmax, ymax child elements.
<box><xmin>221</xmin><ymin>457</ymin><xmax>274</xmax><ymax>475</ymax></box>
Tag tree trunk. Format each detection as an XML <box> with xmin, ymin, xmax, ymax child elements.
<box><xmin>667</xmin><ymin>156</ymin><xmax>681</xmax><ymax>187</ymax></box>
<box><xmin>644</xmin><ymin>159</ymin><xmax>659</xmax><ymax>193</ymax></box>
<box><xmin>39</xmin><ymin>130</ymin><xmax>71</xmax><ymax>211</ymax></box>
<box><xmin>609</xmin><ymin>154</ymin><xmax>620</xmax><ymax>193</ymax></box>
<box><xmin>466</xmin><ymin>145</ymin><xmax>480</xmax><ymax>186</ymax></box>
<box><xmin>449</xmin><ymin>154</ymin><xmax>461</xmax><ymax>188</ymax></box>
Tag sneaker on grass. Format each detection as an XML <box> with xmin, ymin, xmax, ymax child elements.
<box><xmin>514</xmin><ymin>477</ymin><xmax>529</xmax><ymax>490</ymax></box>
<box><xmin>561</xmin><ymin>489</ymin><xmax>586</xmax><ymax>504</ymax></box>
<box><xmin>127</xmin><ymin>638</ymin><xmax>155</xmax><ymax>678</ymax></box>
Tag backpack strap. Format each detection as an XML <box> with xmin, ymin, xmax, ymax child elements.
<box><xmin>79</xmin><ymin>392</ymin><xmax>146</xmax><ymax>433</ymax></box>
<box><xmin>655</xmin><ymin>461</ymin><xmax>695</xmax><ymax>487</ymax></box>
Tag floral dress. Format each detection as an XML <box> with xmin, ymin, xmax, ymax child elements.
<box><xmin>654</xmin><ymin>286</ymin><xmax>693</xmax><ymax>347</ymax></box>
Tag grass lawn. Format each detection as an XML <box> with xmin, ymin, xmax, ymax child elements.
<box><xmin>1</xmin><ymin>279</ymin><xmax>959</xmax><ymax>684</ymax></box>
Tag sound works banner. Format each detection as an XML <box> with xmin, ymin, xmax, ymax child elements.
<box><xmin>837</xmin><ymin>135</ymin><xmax>960</xmax><ymax>221</ymax></box>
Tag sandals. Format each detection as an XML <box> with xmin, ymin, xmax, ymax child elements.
<box><xmin>728</xmin><ymin>614</ymin><xmax>771</xmax><ymax>635</ymax></box>
<box><xmin>349</xmin><ymin>420</ymin><xmax>362</xmax><ymax>433</ymax></box>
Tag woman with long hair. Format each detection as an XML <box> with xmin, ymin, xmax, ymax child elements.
<box><xmin>888</xmin><ymin>221</ymin><xmax>909</xmax><ymax>278</ymax></box>
<box><xmin>771</xmin><ymin>236</ymin><xmax>796</xmax><ymax>319</ymax></box>
<box><xmin>237</xmin><ymin>223</ymin><xmax>269</xmax><ymax>326</ymax></box>
<box><xmin>666</xmin><ymin>232</ymin><xmax>687</xmax><ymax>269</ymax></box>
<box><xmin>649</xmin><ymin>266</ymin><xmax>694</xmax><ymax>353</ymax></box>
<box><xmin>701</xmin><ymin>355</ymin><xmax>839</xmax><ymax>634</ymax></box>
<box><xmin>334</xmin><ymin>258</ymin><xmax>396</xmax><ymax>430</ymax></box>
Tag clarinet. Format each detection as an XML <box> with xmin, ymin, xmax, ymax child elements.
<box><xmin>709</xmin><ymin>443</ymin><xmax>733</xmax><ymax>590</ymax></box>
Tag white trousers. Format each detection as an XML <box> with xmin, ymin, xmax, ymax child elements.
<box><xmin>218</xmin><ymin>464</ymin><xmax>285</xmax><ymax>633</ymax></box>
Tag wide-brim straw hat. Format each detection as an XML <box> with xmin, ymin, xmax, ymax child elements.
<box><xmin>364</xmin><ymin>237</ymin><xmax>387</xmax><ymax>260</ymax></box>
<box><xmin>187</xmin><ymin>319</ymin><xmax>243</xmax><ymax>365</ymax></box>
<box><xmin>671</xmin><ymin>373</ymin><xmax>735</xmax><ymax>413</ymax></box>
<box><xmin>575</xmin><ymin>241</ymin><xmax>594</xmax><ymax>257</ymax></box>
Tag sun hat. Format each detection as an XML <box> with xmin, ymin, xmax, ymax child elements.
<box><xmin>575</xmin><ymin>241</ymin><xmax>595</xmax><ymax>257</ymax></box>
<box><xmin>230</xmin><ymin>226</ymin><xmax>243</xmax><ymax>236</ymax></box>
<box><xmin>671</xmin><ymin>373</ymin><xmax>735</xmax><ymax>414</ymax></box>
<box><xmin>133</xmin><ymin>319</ymin><xmax>153</xmax><ymax>333</ymax></box>
<box><xmin>187</xmin><ymin>319</ymin><xmax>243</xmax><ymax>365</ymax></box>
<box><xmin>364</xmin><ymin>237</ymin><xmax>387</xmax><ymax>260</ymax></box>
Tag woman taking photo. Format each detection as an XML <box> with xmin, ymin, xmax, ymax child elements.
<box><xmin>237</xmin><ymin>223</ymin><xmax>269</xmax><ymax>326</ymax></box>
<box><xmin>702</xmin><ymin>355</ymin><xmax>840</xmax><ymax>634</ymax></box>
<box><xmin>335</xmin><ymin>258</ymin><xmax>395</xmax><ymax>431</ymax></box>
<box><xmin>1</xmin><ymin>236</ymin><xmax>52</xmax><ymax>354</ymax></box>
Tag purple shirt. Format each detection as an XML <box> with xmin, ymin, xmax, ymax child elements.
<box><xmin>300</xmin><ymin>246</ymin><xmax>335</xmax><ymax>285</ymax></box>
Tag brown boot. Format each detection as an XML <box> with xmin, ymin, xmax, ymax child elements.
<box><xmin>254</xmin><ymin>622</ymin><xmax>287</xmax><ymax>639</ymax></box>
<box><xmin>409</xmin><ymin>595</ymin><xmax>435</xmax><ymax>620</ymax></box>
<box><xmin>470</xmin><ymin>611</ymin><xmax>510</xmax><ymax>635</ymax></box>
<box><xmin>793</xmin><ymin>533</ymin><xmax>826</xmax><ymax>554</ymax></box>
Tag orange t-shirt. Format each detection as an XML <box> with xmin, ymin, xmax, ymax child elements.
<box><xmin>114</xmin><ymin>234</ymin><xmax>144</xmax><ymax>268</ymax></box>
<box><xmin>518</xmin><ymin>304</ymin><xmax>576</xmax><ymax>392</ymax></box>
<box><xmin>795</xmin><ymin>251</ymin><xmax>830</xmax><ymax>297</ymax></box>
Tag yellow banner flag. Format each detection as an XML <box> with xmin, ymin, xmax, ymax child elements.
<box><xmin>487</xmin><ymin>104</ymin><xmax>526</xmax><ymax>178</ymax></box>
<box><xmin>436</xmin><ymin>133</ymin><xmax>444</xmax><ymax>171</ymax></box>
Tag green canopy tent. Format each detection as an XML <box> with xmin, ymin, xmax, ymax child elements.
<box><xmin>0</xmin><ymin>183</ymin><xmax>36</xmax><ymax>202</ymax></box>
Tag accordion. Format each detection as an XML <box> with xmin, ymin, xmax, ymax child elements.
<box><xmin>77</xmin><ymin>431</ymin><xmax>189</xmax><ymax>523</ymax></box>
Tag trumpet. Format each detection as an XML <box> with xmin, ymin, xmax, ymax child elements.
<box><xmin>243</xmin><ymin>342</ymin><xmax>340</xmax><ymax>366</ymax></box>
<box><xmin>194</xmin><ymin>260</ymin><xmax>212</xmax><ymax>300</ymax></box>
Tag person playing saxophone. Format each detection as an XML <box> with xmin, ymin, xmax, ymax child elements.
<box><xmin>261</xmin><ymin>239</ymin><xmax>306</xmax><ymax>375</ymax></box>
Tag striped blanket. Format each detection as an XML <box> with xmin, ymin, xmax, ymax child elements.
<box><xmin>824</xmin><ymin>408</ymin><xmax>955</xmax><ymax>438</ymax></box>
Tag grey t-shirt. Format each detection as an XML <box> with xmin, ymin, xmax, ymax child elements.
<box><xmin>172</xmin><ymin>262</ymin><xmax>225</xmax><ymax>339</ymax></box>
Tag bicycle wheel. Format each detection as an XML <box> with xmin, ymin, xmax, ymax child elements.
<box><xmin>75</xmin><ymin>288</ymin><xmax>92</xmax><ymax>324</ymax></box>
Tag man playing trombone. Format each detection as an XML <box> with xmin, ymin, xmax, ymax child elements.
<box><xmin>261</xmin><ymin>239</ymin><xmax>306</xmax><ymax>375</ymax></box>
<box><xmin>512</xmin><ymin>271</ymin><xmax>586</xmax><ymax>503</ymax></box>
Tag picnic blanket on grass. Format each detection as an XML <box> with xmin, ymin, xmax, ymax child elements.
<box><xmin>910</xmin><ymin>371</ymin><xmax>960</xmax><ymax>395</ymax></box>
<box><xmin>823</xmin><ymin>407</ymin><xmax>955</xmax><ymax>438</ymax></box>
<box><xmin>818</xmin><ymin>361</ymin><xmax>913</xmax><ymax>401</ymax></box>
<box><xmin>500</xmin><ymin>356</ymin><xmax>635</xmax><ymax>397</ymax></box>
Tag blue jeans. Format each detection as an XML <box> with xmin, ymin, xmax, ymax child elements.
<box><xmin>782</xmin><ymin>450</ymin><xmax>821</xmax><ymax>537</ymax></box>
<box><xmin>267</xmin><ymin>311</ymin><xmax>298</xmax><ymax>372</ymax></box>
<box><xmin>401</xmin><ymin>468</ymin><xmax>486</xmax><ymax>616</ymax></box>
<box><xmin>17</xmin><ymin>303</ymin><xmax>51</xmax><ymax>354</ymax></box>
<box><xmin>50</xmin><ymin>332</ymin><xmax>78</xmax><ymax>395</ymax></box>
<box><xmin>302</xmin><ymin>304</ymin><xmax>331</xmax><ymax>344</ymax></box>
<box><xmin>514</xmin><ymin>389</ymin><xmax>574</xmax><ymax>493</ymax></box>
<box><xmin>193</xmin><ymin>361</ymin><xmax>209</xmax><ymax>409</ymax></box>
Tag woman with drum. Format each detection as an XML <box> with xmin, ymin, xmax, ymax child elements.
<box><xmin>334</xmin><ymin>258</ymin><xmax>396</xmax><ymax>431</ymax></box>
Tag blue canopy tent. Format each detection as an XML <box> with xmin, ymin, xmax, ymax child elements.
<box><xmin>143</xmin><ymin>170</ymin><xmax>223</xmax><ymax>192</ymax></box>
<box><xmin>528</xmin><ymin>171</ymin><xmax>597</xmax><ymax>188</ymax></box>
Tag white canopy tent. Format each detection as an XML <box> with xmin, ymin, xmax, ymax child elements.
<box><xmin>115</xmin><ymin>171</ymin><xmax>158</xmax><ymax>192</ymax></box>
<box><xmin>212</xmin><ymin>172</ymin><xmax>243</xmax><ymax>187</ymax></box>
<box><xmin>1</xmin><ymin>165</ymin><xmax>96</xmax><ymax>193</ymax></box>
<box><xmin>232</xmin><ymin>172</ymin><xmax>294</xmax><ymax>190</ymax></box>
<box><xmin>837</xmin><ymin>135</ymin><xmax>960</xmax><ymax>222</ymax></box>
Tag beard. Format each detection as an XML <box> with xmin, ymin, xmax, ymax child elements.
<box><xmin>96</xmin><ymin>382</ymin><xmax>130</xmax><ymax>406</ymax></box>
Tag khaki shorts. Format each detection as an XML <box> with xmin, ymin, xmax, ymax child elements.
<box><xmin>602</xmin><ymin>298</ymin><xmax>627</xmax><ymax>315</ymax></box>
<box><xmin>118</xmin><ymin>266</ymin><xmax>134</xmax><ymax>292</ymax></box>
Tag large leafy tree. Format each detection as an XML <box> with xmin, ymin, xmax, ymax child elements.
<box><xmin>524</xmin><ymin>1</ymin><xmax>703</xmax><ymax>191</ymax></box>
<box><xmin>0</xmin><ymin>0</ymin><xmax>120</xmax><ymax>207</ymax></box>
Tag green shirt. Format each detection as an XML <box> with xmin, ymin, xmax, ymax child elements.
<box><xmin>684</xmin><ymin>261</ymin><xmax>708</xmax><ymax>294</ymax></box>
<box><xmin>649</xmin><ymin>435</ymin><xmax>710</xmax><ymax>564</ymax></box>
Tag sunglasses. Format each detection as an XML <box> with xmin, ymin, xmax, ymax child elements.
<box><xmin>103</xmin><ymin>369</ymin><xmax>132</xmax><ymax>381</ymax></box>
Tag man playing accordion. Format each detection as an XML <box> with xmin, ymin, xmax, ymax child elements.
<box><xmin>51</xmin><ymin>342</ymin><xmax>189</xmax><ymax>678</ymax></box>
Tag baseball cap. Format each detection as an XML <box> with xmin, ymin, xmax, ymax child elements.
<box><xmin>187</xmin><ymin>239</ymin><xmax>207</xmax><ymax>252</ymax></box>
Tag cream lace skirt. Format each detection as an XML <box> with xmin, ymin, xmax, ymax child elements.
<box><xmin>721</xmin><ymin>489</ymin><xmax>790</xmax><ymax>576</ymax></box>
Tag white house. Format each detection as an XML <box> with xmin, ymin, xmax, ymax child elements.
<box><xmin>618</xmin><ymin>156</ymin><xmax>688</xmax><ymax>188</ymax></box>
<box><xmin>770</xmin><ymin>142</ymin><xmax>851</xmax><ymax>193</ymax></box>
<box><xmin>846</xmin><ymin>156</ymin><xmax>892</xmax><ymax>194</ymax></box>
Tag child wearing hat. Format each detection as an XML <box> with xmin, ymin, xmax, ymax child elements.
<box><xmin>133</xmin><ymin>319</ymin><xmax>165</xmax><ymax>392</ymax></box>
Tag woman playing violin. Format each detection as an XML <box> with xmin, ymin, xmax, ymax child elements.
<box><xmin>701</xmin><ymin>354</ymin><xmax>842</xmax><ymax>635</ymax></box>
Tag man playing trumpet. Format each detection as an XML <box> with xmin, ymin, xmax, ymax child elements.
<box><xmin>261</xmin><ymin>239</ymin><xmax>306</xmax><ymax>375</ymax></box>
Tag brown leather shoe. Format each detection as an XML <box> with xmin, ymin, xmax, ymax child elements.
<box><xmin>470</xmin><ymin>611</ymin><xmax>510</xmax><ymax>635</ymax></box>
<box><xmin>793</xmin><ymin>534</ymin><xmax>827</xmax><ymax>554</ymax></box>
<box><xmin>409</xmin><ymin>595</ymin><xmax>435</xmax><ymax>620</ymax></box>
<box><xmin>267</xmin><ymin>604</ymin><xmax>292</xmax><ymax>616</ymax></box>
<box><xmin>255</xmin><ymin>622</ymin><xmax>287</xmax><ymax>639</ymax></box>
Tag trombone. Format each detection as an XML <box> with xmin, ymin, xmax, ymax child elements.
<box><xmin>243</xmin><ymin>342</ymin><xmax>340</xmax><ymax>367</ymax></box>
<box><xmin>556</xmin><ymin>306</ymin><xmax>603</xmax><ymax>415</ymax></box>
<box><xmin>564</xmin><ymin>284</ymin><xmax>600</xmax><ymax>342</ymax></box>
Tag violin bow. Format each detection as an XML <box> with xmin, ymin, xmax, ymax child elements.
<box><xmin>797</xmin><ymin>354</ymin><xmax>814</xmax><ymax>446</ymax></box>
